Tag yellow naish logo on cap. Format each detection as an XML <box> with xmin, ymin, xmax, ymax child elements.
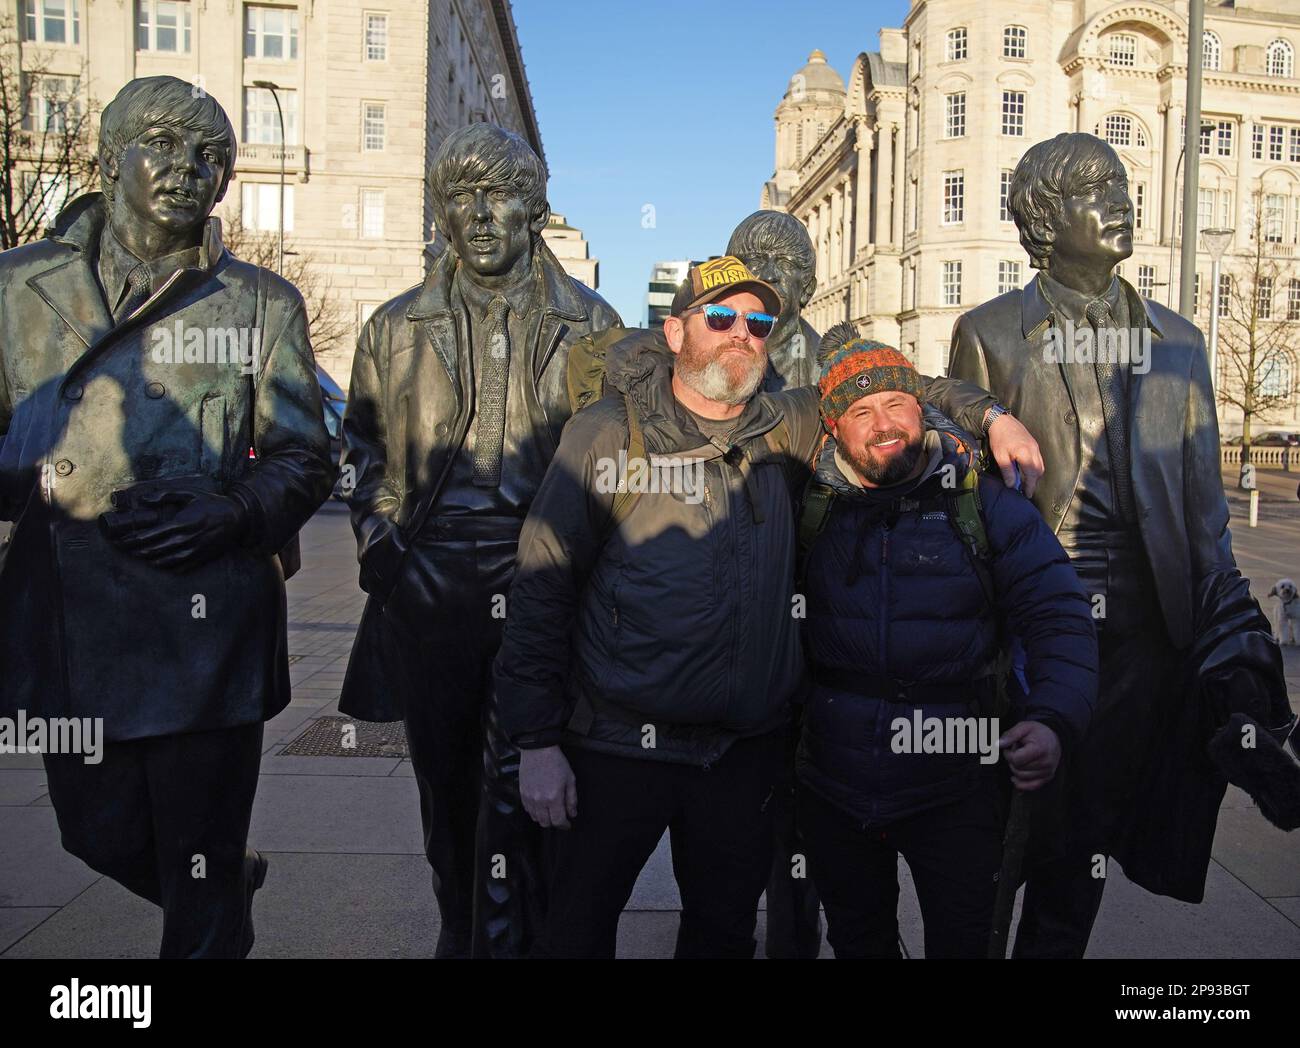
<box><xmin>696</xmin><ymin>255</ymin><xmax>754</xmax><ymax>292</ymax></box>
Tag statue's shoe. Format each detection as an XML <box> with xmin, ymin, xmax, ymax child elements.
<box><xmin>239</xmin><ymin>849</ymin><xmax>270</xmax><ymax>959</ymax></box>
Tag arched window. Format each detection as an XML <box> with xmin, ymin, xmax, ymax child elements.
<box><xmin>1108</xmin><ymin>33</ymin><xmax>1137</xmax><ymax>67</ymax></box>
<box><xmin>1003</xmin><ymin>25</ymin><xmax>1026</xmax><ymax>59</ymax></box>
<box><xmin>1098</xmin><ymin>113</ymin><xmax>1146</xmax><ymax>147</ymax></box>
<box><xmin>1203</xmin><ymin>30</ymin><xmax>1221</xmax><ymax>71</ymax></box>
<box><xmin>1267</xmin><ymin>39</ymin><xmax>1294</xmax><ymax>78</ymax></box>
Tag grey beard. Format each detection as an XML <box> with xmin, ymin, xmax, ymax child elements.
<box><xmin>677</xmin><ymin>354</ymin><xmax>766</xmax><ymax>406</ymax></box>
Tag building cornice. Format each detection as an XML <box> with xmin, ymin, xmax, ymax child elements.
<box><xmin>488</xmin><ymin>0</ymin><xmax>544</xmax><ymax>164</ymax></box>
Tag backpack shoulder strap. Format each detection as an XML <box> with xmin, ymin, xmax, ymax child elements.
<box><xmin>795</xmin><ymin>477</ymin><xmax>837</xmax><ymax>586</ymax></box>
<box><xmin>947</xmin><ymin>465</ymin><xmax>990</xmax><ymax>559</ymax></box>
<box><xmin>607</xmin><ymin>392</ymin><xmax>645</xmax><ymax>532</ymax></box>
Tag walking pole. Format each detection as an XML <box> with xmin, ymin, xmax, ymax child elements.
<box><xmin>988</xmin><ymin>789</ymin><xmax>1033</xmax><ymax>959</ymax></box>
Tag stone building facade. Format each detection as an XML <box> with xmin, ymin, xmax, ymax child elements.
<box><xmin>19</xmin><ymin>0</ymin><xmax>544</xmax><ymax>385</ymax></box>
<box><xmin>764</xmin><ymin>1</ymin><xmax>1300</xmax><ymax>434</ymax></box>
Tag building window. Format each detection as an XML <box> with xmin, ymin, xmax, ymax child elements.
<box><xmin>1217</xmin><ymin>120</ymin><xmax>1233</xmax><ymax>157</ymax></box>
<box><xmin>245</xmin><ymin>5</ymin><xmax>299</xmax><ymax>60</ymax></box>
<box><xmin>21</xmin><ymin>0</ymin><xmax>79</xmax><ymax>44</ymax></box>
<box><xmin>1101</xmin><ymin>114</ymin><xmax>1138</xmax><ymax>147</ymax></box>
<box><xmin>1000</xmin><ymin>169</ymin><xmax>1013</xmax><ymax>222</ymax></box>
<box><xmin>1001</xmin><ymin>91</ymin><xmax>1025</xmax><ymax>136</ymax></box>
<box><xmin>1108</xmin><ymin>33</ymin><xmax>1137</xmax><ymax>67</ymax></box>
<box><xmin>361</xmin><ymin>189</ymin><xmax>385</xmax><ymax>238</ymax></box>
<box><xmin>1266</xmin><ymin>39</ymin><xmax>1294</xmax><ymax>78</ymax></box>
<box><xmin>1198</xmin><ymin>187</ymin><xmax>1215</xmax><ymax>231</ymax></box>
<box><xmin>942</xmin><ymin>260</ymin><xmax>962</xmax><ymax>306</ymax></box>
<box><xmin>944</xmin><ymin>92</ymin><xmax>966</xmax><ymax>138</ymax></box>
<box><xmin>1134</xmin><ymin>182</ymin><xmax>1146</xmax><ymax>228</ymax></box>
<box><xmin>1003</xmin><ymin>25</ymin><xmax>1026</xmax><ymax>59</ymax></box>
<box><xmin>942</xmin><ymin>170</ymin><xmax>964</xmax><ymax>224</ymax></box>
<box><xmin>1194</xmin><ymin>272</ymin><xmax>1201</xmax><ymax>313</ymax></box>
<box><xmin>364</xmin><ymin>11</ymin><xmax>388</xmax><ymax>61</ymax></box>
<box><xmin>21</xmin><ymin>75</ymin><xmax>79</xmax><ymax>134</ymax></box>
<box><xmin>907</xmin><ymin>176</ymin><xmax>918</xmax><ymax>234</ymax></box>
<box><xmin>1259</xmin><ymin>275</ymin><xmax>1274</xmax><ymax>319</ymax></box>
<box><xmin>1270</xmin><ymin>125</ymin><xmax>1284</xmax><ymax>161</ymax></box>
<box><xmin>136</xmin><ymin>0</ymin><xmax>191</xmax><ymax>52</ymax></box>
<box><xmin>362</xmin><ymin>102</ymin><xmax>386</xmax><ymax>151</ymax></box>
<box><xmin>1264</xmin><ymin>194</ymin><xmax>1286</xmax><ymax>243</ymax></box>
<box><xmin>997</xmin><ymin>260</ymin><xmax>1022</xmax><ymax>295</ymax></box>
<box><xmin>241</xmin><ymin>181</ymin><xmax>294</xmax><ymax>232</ymax></box>
<box><xmin>1253</xmin><ymin>123</ymin><xmax>1264</xmax><ymax>159</ymax></box>
<box><xmin>242</xmin><ymin>87</ymin><xmax>298</xmax><ymax>145</ymax></box>
<box><xmin>1289</xmin><ymin>279</ymin><xmax>1300</xmax><ymax>321</ymax></box>
<box><xmin>1290</xmin><ymin>128</ymin><xmax>1300</xmax><ymax>163</ymax></box>
<box><xmin>946</xmin><ymin>27</ymin><xmax>967</xmax><ymax>62</ymax></box>
<box><xmin>1219</xmin><ymin>273</ymin><xmax>1232</xmax><ymax>315</ymax></box>
<box><xmin>1220</xmin><ymin>190</ymin><xmax>1234</xmax><ymax>228</ymax></box>
<box><xmin>1259</xmin><ymin>354</ymin><xmax>1291</xmax><ymax>397</ymax></box>
<box><xmin>1199</xmin><ymin>122</ymin><xmax>1213</xmax><ymax>156</ymax></box>
<box><xmin>1138</xmin><ymin>264</ymin><xmax>1155</xmax><ymax>297</ymax></box>
<box><xmin>1203</xmin><ymin>31</ymin><xmax>1221</xmax><ymax>71</ymax></box>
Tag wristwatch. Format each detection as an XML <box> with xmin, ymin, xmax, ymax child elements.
<box><xmin>981</xmin><ymin>403</ymin><xmax>1011</xmax><ymax>435</ymax></box>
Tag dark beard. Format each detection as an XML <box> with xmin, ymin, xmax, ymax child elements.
<box><xmin>839</xmin><ymin>429</ymin><xmax>925</xmax><ymax>486</ymax></box>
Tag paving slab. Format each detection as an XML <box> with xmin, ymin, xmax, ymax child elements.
<box><xmin>1211</xmin><ymin>806</ymin><xmax>1300</xmax><ymax>899</ymax></box>
<box><xmin>0</xmin><ymin>907</ymin><xmax>58</xmax><ymax>953</ymax></box>
<box><xmin>0</xmin><ymin>770</ymin><xmax>50</xmax><ymax>806</ymax></box>
<box><xmin>247</xmin><ymin>774</ymin><xmax>423</xmax><ymax>854</ymax></box>
<box><xmin>1</xmin><ymin>879</ymin><xmax>158</xmax><ymax>958</ymax></box>
<box><xmin>1084</xmin><ymin>860</ymin><xmax>1300</xmax><ymax>958</ymax></box>
<box><xmin>0</xmin><ymin>808</ymin><xmax>101</xmax><ymax>907</ymax></box>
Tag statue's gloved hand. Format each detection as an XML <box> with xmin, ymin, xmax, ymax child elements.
<box><xmin>101</xmin><ymin>490</ymin><xmax>248</xmax><ymax>571</ymax></box>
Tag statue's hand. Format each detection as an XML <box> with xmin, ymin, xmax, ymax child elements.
<box><xmin>103</xmin><ymin>490</ymin><xmax>248</xmax><ymax>571</ymax></box>
<box><xmin>988</xmin><ymin>413</ymin><xmax>1044</xmax><ymax>498</ymax></box>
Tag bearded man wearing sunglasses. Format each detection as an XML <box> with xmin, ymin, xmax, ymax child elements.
<box><xmin>492</xmin><ymin>256</ymin><xmax>1042</xmax><ymax>957</ymax></box>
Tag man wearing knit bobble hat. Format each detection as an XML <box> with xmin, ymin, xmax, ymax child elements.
<box><xmin>792</xmin><ymin>324</ymin><xmax>1099</xmax><ymax>958</ymax></box>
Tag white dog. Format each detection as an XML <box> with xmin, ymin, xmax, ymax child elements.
<box><xmin>1269</xmin><ymin>578</ymin><xmax>1300</xmax><ymax>645</ymax></box>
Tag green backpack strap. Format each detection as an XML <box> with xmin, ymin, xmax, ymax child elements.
<box><xmin>608</xmin><ymin>392</ymin><xmax>645</xmax><ymax>532</ymax></box>
<box><xmin>795</xmin><ymin>477</ymin><xmax>837</xmax><ymax>587</ymax></box>
<box><xmin>948</xmin><ymin>465</ymin><xmax>990</xmax><ymax>562</ymax></box>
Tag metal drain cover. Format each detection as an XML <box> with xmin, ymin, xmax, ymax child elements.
<box><xmin>281</xmin><ymin>716</ymin><xmax>409</xmax><ymax>757</ymax></box>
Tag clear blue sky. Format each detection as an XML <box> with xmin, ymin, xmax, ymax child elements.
<box><xmin>513</xmin><ymin>0</ymin><xmax>908</xmax><ymax>325</ymax></box>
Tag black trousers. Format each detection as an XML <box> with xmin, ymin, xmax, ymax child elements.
<box><xmin>798</xmin><ymin>770</ymin><xmax>1005</xmax><ymax>959</ymax></box>
<box><xmin>1013</xmin><ymin>553</ymin><xmax>1181</xmax><ymax>959</ymax></box>
<box><xmin>537</xmin><ymin>731</ymin><xmax>785</xmax><ymax>959</ymax></box>
<box><xmin>385</xmin><ymin>530</ymin><xmax>543</xmax><ymax>958</ymax></box>
<box><xmin>42</xmin><ymin>720</ymin><xmax>264</xmax><ymax>958</ymax></box>
<box><xmin>764</xmin><ymin>718</ymin><xmax>822</xmax><ymax>959</ymax></box>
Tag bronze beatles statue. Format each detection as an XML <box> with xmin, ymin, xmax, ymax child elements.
<box><xmin>728</xmin><ymin>210</ymin><xmax>822</xmax><ymax>392</ymax></box>
<box><xmin>0</xmin><ymin>76</ymin><xmax>335</xmax><ymax>957</ymax></box>
<box><xmin>338</xmin><ymin>123</ymin><xmax>622</xmax><ymax>958</ymax></box>
<box><xmin>949</xmin><ymin>131</ymin><xmax>1297</xmax><ymax>958</ymax></box>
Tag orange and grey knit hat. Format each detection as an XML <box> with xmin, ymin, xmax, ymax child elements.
<box><xmin>817</xmin><ymin>322</ymin><xmax>925</xmax><ymax>424</ymax></box>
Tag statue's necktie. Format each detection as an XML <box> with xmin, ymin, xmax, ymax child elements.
<box><xmin>1087</xmin><ymin>298</ymin><xmax>1136</xmax><ymax>522</ymax></box>
<box><xmin>115</xmin><ymin>264</ymin><xmax>153</xmax><ymax>323</ymax></box>
<box><xmin>472</xmin><ymin>295</ymin><xmax>511</xmax><ymax>487</ymax></box>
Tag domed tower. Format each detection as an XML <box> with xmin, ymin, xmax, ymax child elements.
<box><xmin>765</xmin><ymin>49</ymin><xmax>846</xmax><ymax>209</ymax></box>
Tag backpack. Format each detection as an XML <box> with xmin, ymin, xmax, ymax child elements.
<box><xmin>566</xmin><ymin>326</ymin><xmax>793</xmax><ymax>532</ymax></box>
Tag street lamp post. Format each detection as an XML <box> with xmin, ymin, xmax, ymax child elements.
<box><xmin>1202</xmin><ymin>226</ymin><xmax>1233</xmax><ymax>387</ymax></box>
<box><xmin>252</xmin><ymin>79</ymin><xmax>286</xmax><ymax>275</ymax></box>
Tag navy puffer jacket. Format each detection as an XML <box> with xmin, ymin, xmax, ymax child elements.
<box><xmin>797</xmin><ymin>431</ymin><xmax>1098</xmax><ymax>826</ymax></box>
